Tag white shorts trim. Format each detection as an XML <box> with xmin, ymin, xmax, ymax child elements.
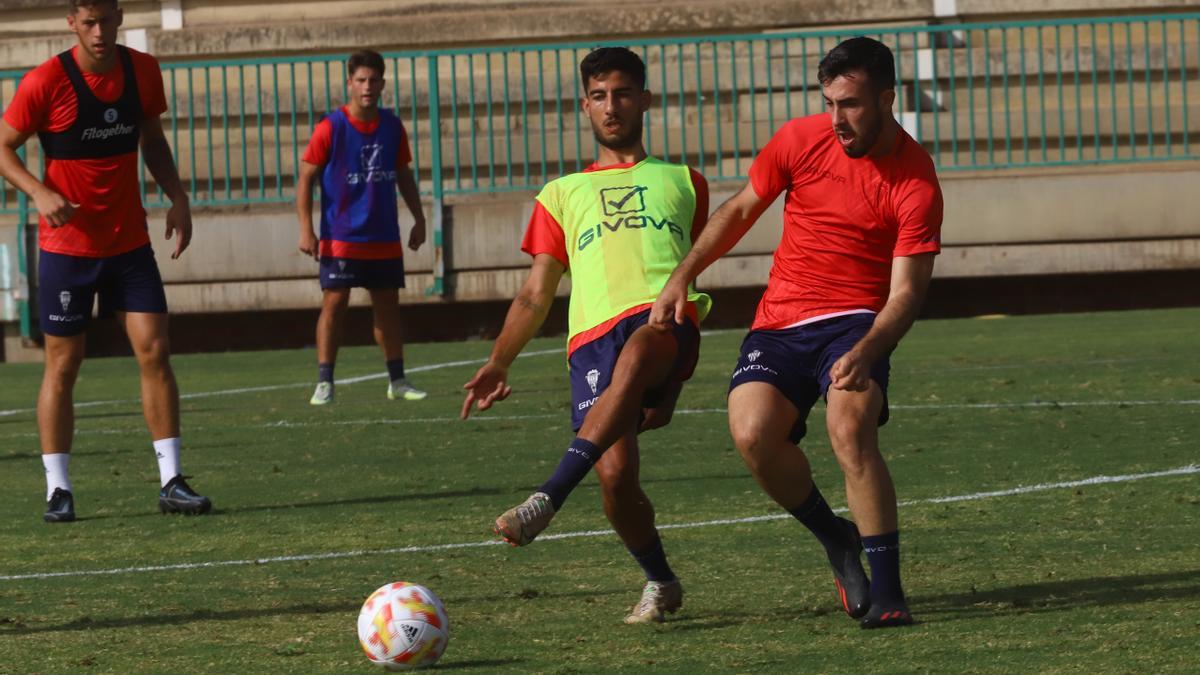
<box><xmin>781</xmin><ymin>309</ymin><xmax>877</xmax><ymax>330</ymax></box>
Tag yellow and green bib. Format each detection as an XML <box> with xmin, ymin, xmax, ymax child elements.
<box><xmin>535</xmin><ymin>157</ymin><xmax>712</xmax><ymax>343</ymax></box>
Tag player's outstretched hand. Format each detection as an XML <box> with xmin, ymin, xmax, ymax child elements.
<box><xmin>299</xmin><ymin>230</ymin><xmax>319</xmax><ymax>260</ymax></box>
<box><xmin>461</xmin><ymin>361</ymin><xmax>512</xmax><ymax>419</ymax></box>
<box><xmin>165</xmin><ymin>198</ymin><xmax>193</xmax><ymax>259</ymax></box>
<box><xmin>649</xmin><ymin>279</ymin><xmax>688</xmax><ymax>331</ymax></box>
<box><xmin>829</xmin><ymin>351</ymin><xmax>872</xmax><ymax>392</ymax></box>
<box><xmin>408</xmin><ymin>220</ymin><xmax>426</xmax><ymax>251</ymax></box>
<box><xmin>33</xmin><ymin>188</ymin><xmax>76</xmax><ymax>228</ymax></box>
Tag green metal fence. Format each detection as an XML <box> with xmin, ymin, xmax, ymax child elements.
<box><xmin>0</xmin><ymin>12</ymin><xmax>1197</xmax><ymax>329</ymax></box>
<box><xmin>1</xmin><ymin>12</ymin><xmax>1196</xmax><ymax>213</ymax></box>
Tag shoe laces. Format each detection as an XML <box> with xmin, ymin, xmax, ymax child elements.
<box><xmin>634</xmin><ymin>581</ymin><xmax>669</xmax><ymax>611</ymax></box>
<box><xmin>515</xmin><ymin>493</ymin><xmax>552</xmax><ymax>524</ymax></box>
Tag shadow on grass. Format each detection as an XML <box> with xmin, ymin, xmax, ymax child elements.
<box><xmin>915</xmin><ymin>568</ymin><xmax>1200</xmax><ymax>621</ymax></box>
<box><xmin>0</xmin><ymin>587</ymin><xmax>622</xmax><ymax>636</ymax></box>
<box><xmin>219</xmin><ymin>486</ymin><xmax>507</xmax><ymax>515</ymax></box>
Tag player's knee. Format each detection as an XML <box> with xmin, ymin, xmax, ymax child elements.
<box><xmin>729</xmin><ymin>420</ymin><xmax>776</xmax><ymax>472</ymax></box>
<box><xmin>43</xmin><ymin>354</ymin><xmax>83</xmax><ymax>383</ymax></box>
<box><xmin>135</xmin><ymin>337</ymin><xmax>172</xmax><ymax>371</ymax></box>
<box><xmin>595</xmin><ymin>462</ymin><xmax>639</xmax><ymax>499</ymax></box>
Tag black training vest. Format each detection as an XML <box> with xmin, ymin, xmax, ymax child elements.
<box><xmin>37</xmin><ymin>46</ymin><xmax>142</xmax><ymax>160</ymax></box>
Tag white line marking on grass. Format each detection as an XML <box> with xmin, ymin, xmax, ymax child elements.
<box><xmin>1</xmin><ymin>398</ymin><xmax>1197</xmax><ymax>440</ymax></box>
<box><xmin>0</xmin><ymin>348</ymin><xmax>566</xmax><ymax>418</ymax></box>
<box><xmin>2</xmin><ymin>463</ymin><xmax>1195</xmax><ymax>582</ymax></box>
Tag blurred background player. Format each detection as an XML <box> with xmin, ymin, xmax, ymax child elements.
<box><xmin>652</xmin><ymin>37</ymin><xmax>943</xmax><ymax>629</ymax></box>
<box><xmin>0</xmin><ymin>0</ymin><xmax>211</xmax><ymax>522</ymax></box>
<box><xmin>296</xmin><ymin>49</ymin><xmax>427</xmax><ymax>405</ymax></box>
<box><xmin>461</xmin><ymin>48</ymin><xmax>710</xmax><ymax>624</ymax></box>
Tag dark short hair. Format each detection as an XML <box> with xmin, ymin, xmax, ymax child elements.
<box><xmin>347</xmin><ymin>50</ymin><xmax>386</xmax><ymax>78</ymax></box>
<box><xmin>817</xmin><ymin>37</ymin><xmax>896</xmax><ymax>91</ymax></box>
<box><xmin>580</xmin><ymin>47</ymin><xmax>646</xmax><ymax>90</ymax></box>
<box><xmin>68</xmin><ymin>0</ymin><xmax>118</xmax><ymax>10</ymax></box>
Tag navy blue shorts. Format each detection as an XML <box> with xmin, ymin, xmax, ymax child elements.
<box><xmin>319</xmin><ymin>256</ymin><xmax>405</xmax><ymax>290</ymax></box>
<box><xmin>728</xmin><ymin>313</ymin><xmax>890</xmax><ymax>444</ymax></box>
<box><xmin>38</xmin><ymin>244</ymin><xmax>168</xmax><ymax>337</ymax></box>
<box><xmin>568</xmin><ymin>308</ymin><xmax>700</xmax><ymax>432</ymax></box>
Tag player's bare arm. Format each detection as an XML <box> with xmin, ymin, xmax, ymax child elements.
<box><xmin>461</xmin><ymin>253</ymin><xmax>565</xmax><ymax>419</ymax></box>
<box><xmin>140</xmin><ymin>115</ymin><xmax>191</xmax><ymax>259</ymax></box>
<box><xmin>829</xmin><ymin>253</ymin><xmax>936</xmax><ymax>391</ymax></box>
<box><xmin>650</xmin><ymin>181</ymin><xmax>769</xmax><ymax>327</ymax></box>
<box><xmin>0</xmin><ymin>119</ymin><xmax>76</xmax><ymax>227</ymax></box>
<box><xmin>396</xmin><ymin>165</ymin><xmax>426</xmax><ymax>251</ymax></box>
<box><xmin>295</xmin><ymin>159</ymin><xmax>321</xmax><ymax>259</ymax></box>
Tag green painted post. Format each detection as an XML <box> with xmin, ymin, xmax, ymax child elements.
<box><xmin>427</xmin><ymin>56</ymin><xmax>445</xmax><ymax>296</ymax></box>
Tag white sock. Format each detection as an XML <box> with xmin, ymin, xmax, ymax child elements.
<box><xmin>153</xmin><ymin>437</ymin><xmax>182</xmax><ymax>487</ymax></box>
<box><xmin>43</xmin><ymin>453</ymin><xmax>72</xmax><ymax>500</ymax></box>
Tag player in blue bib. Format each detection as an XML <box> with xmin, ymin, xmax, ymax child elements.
<box><xmin>296</xmin><ymin>50</ymin><xmax>427</xmax><ymax>405</ymax></box>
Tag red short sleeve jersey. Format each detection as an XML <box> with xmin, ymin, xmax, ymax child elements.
<box><xmin>301</xmin><ymin>106</ymin><xmax>413</xmax><ymax>168</ymax></box>
<box><xmin>4</xmin><ymin>46</ymin><xmax>168</xmax><ymax>257</ymax></box>
<box><xmin>747</xmin><ymin>113</ymin><xmax>943</xmax><ymax>331</ymax></box>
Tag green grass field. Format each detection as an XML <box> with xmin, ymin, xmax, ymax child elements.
<box><xmin>0</xmin><ymin>308</ymin><xmax>1197</xmax><ymax>673</ymax></box>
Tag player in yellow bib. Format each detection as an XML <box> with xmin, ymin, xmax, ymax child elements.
<box><xmin>461</xmin><ymin>48</ymin><xmax>709</xmax><ymax>624</ymax></box>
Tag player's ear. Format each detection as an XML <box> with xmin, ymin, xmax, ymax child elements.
<box><xmin>117</xmin><ymin>7</ymin><xmax>125</xmax><ymax>28</ymax></box>
<box><xmin>638</xmin><ymin>89</ymin><xmax>652</xmax><ymax>113</ymax></box>
<box><xmin>879</xmin><ymin>87</ymin><xmax>896</xmax><ymax>112</ymax></box>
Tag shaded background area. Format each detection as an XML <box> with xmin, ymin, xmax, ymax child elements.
<box><xmin>62</xmin><ymin>269</ymin><xmax>1200</xmax><ymax>357</ymax></box>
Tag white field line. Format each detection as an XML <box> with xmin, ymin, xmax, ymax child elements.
<box><xmin>0</xmin><ymin>398</ymin><xmax>1198</xmax><ymax>440</ymax></box>
<box><xmin>0</xmin><ymin>463</ymin><xmax>1195</xmax><ymax>583</ymax></box>
<box><xmin>0</xmin><ymin>348</ymin><xmax>567</xmax><ymax>418</ymax></box>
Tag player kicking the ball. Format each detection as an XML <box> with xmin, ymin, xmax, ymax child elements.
<box><xmin>461</xmin><ymin>48</ymin><xmax>710</xmax><ymax>624</ymax></box>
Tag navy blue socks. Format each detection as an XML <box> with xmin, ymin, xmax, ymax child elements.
<box><xmin>787</xmin><ymin>483</ymin><xmax>851</xmax><ymax>553</ymax></box>
<box><xmin>862</xmin><ymin>531</ymin><xmax>905</xmax><ymax>606</ymax></box>
<box><xmin>538</xmin><ymin>438</ymin><xmax>602</xmax><ymax>510</ymax></box>
<box><xmin>629</xmin><ymin>534</ymin><xmax>676</xmax><ymax>582</ymax></box>
<box><xmin>386</xmin><ymin>358</ymin><xmax>405</xmax><ymax>381</ymax></box>
<box><xmin>318</xmin><ymin>363</ymin><xmax>335</xmax><ymax>383</ymax></box>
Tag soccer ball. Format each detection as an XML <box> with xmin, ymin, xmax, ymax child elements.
<box><xmin>357</xmin><ymin>582</ymin><xmax>450</xmax><ymax>670</ymax></box>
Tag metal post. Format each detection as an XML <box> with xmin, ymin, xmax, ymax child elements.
<box><xmin>427</xmin><ymin>56</ymin><xmax>446</xmax><ymax>297</ymax></box>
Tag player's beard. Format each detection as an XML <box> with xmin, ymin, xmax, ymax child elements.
<box><xmin>592</xmin><ymin>115</ymin><xmax>644</xmax><ymax>152</ymax></box>
<box><xmin>841</xmin><ymin>107</ymin><xmax>884</xmax><ymax>158</ymax></box>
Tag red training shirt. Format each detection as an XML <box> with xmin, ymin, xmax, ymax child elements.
<box><xmin>301</xmin><ymin>106</ymin><xmax>413</xmax><ymax>168</ymax></box>
<box><xmin>4</xmin><ymin>45</ymin><xmax>167</xmax><ymax>257</ymax></box>
<box><xmin>748</xmin><ymin>113</ymin><xmax>943</xmax><ymax>331</ymax></box>
<box><xmin>522</xmin><ymin>161</ymin><xmax>709</xmax><ymax>355</ymax></box>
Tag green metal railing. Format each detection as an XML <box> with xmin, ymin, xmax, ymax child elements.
<box><xmin>0</xmin><ymin>12</ymin><xmax>1197</xmax><ymax>327</ymax></box>
<box><xmin>2</xmin><ymin>12</ymin><xmax>1195</xmax><ymax>210</ymax></box>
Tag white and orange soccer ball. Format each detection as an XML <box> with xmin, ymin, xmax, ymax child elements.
<box><xmin>357</xmin><ymin>582</ymin><xmax>450</xmax><ymax>670</ymax></box>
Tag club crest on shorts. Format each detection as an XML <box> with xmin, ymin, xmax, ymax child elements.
<box><xmin>586</xmin><ymin>368</ymin><xmax>600</xmax><ymax>395</ymax></box>
<box><xmin>104</xmin><ymin>108</ymin><xmax>118</xmax><ymax>124</ymax></box>
<box><xmin>59</xmin><ymin>290</ymin><xmax>72</xmax><ymax>312</ymax></box>
<box><xmin>747</xmin><ymin>349</ymin><xmax>762</xmax><ymax>363</ymax></box>
<box><xmin>338</xmin><ymin>260</ymin><xmax>347</xmax><ymax>272</ymax></box>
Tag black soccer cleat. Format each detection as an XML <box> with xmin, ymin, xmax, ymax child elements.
<box><xmin>44</xmin><ymin>488</ymin><xmax>76</xmax><ymax>523</ymax></box>
<box><xmin>159</xmin><ymin>475</ymin><xmax>213</xmax><ymax>515</ymax></box>
<box><xmin>860</xmin><ymin>602</ymin><xmax>915</xmax><ymax>629</ymax></box>
<box><xmin>827</xmin><ymin>517</ymin><xmax>871</xmax><ymax>619</ymax></box>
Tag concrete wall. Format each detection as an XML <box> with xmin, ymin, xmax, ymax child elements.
<box><xmin>86</xmin><ymin>161</ymin><xmax>1192</xmax><ymax>321</ymax></box>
